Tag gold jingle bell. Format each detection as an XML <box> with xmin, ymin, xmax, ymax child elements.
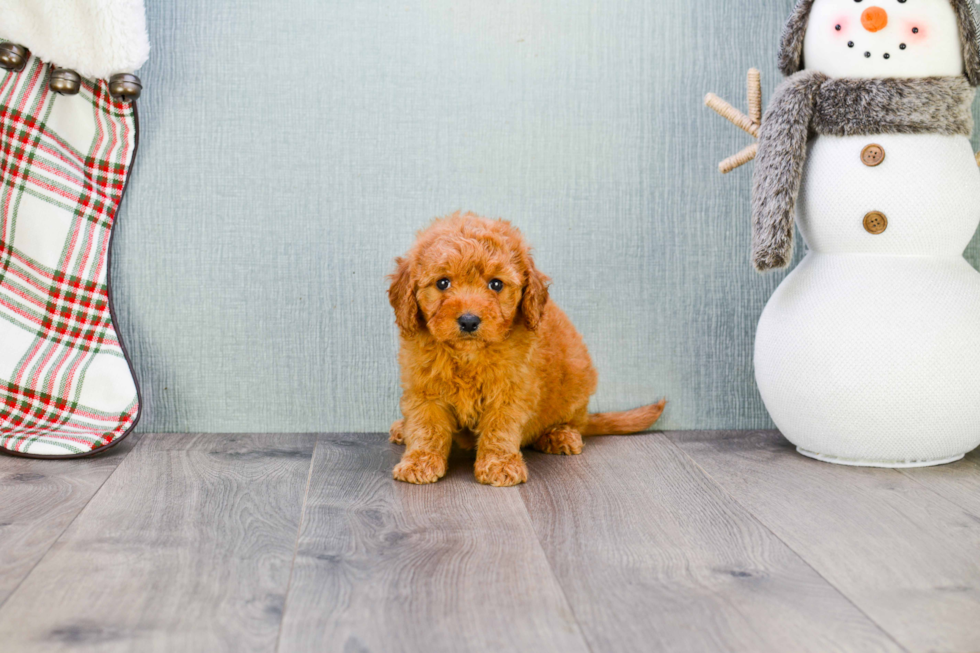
<box><xmin>50</xmin><ymin>68</ymin><xmax>82</xmax><ymax>95</ymax></box>
<box><xmin>0</xmin><ymin>43</ymin><xmax>30</xmax><ymax>72</ymax></box>
<box><xmin>108</xmin><ymin>73</ymin><xmax>142</xmax><ymax>102</ymax></box>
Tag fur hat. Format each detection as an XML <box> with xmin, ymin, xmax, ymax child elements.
<box><xmin>778</xmin><ymin>0</ymin><xmax>980</xmax><ymax>86</ymax></box>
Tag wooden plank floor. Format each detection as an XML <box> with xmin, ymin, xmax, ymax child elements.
<box><xmin>277</xmin><ymin>434</ymin><xmax>588</xmax><ymax>653</ymax></box>
<box><xmin>670</xmin><ymin>431</ymin><xmax>980</xmax><ymax>653</ymax></box>
<box><xmin>0</xmin><ymin>436</ymin><xmax>139</xmax><ymax>607</ymax></box>
<box><xmin>0</xmin><ymin>432</ymin><xmax>978</xmax><ymax>653</ymax></box>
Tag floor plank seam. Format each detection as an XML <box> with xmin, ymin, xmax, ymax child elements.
<box><xmin>661</xmin><ymin>433</ymin><xmax>913</xmax><ymax>653</ymax></box>
<box><xmin>274</xmin><ymin>437</ymin><xmax>320</xmax><ymax>653</ymax></box>
<box><xmin>0</xmin><ymin>435</ymin><xmax>144</xmax><ymax>615</ymax></box>
<box><xmin>894</xmin><ymin>467</ymin><xmax>980</xmax><ymax>521</ymax></box>
<box><xmin>518</xmin><ymin>473</ymin><xmax>599</xmax><ymax>653</ymax></box>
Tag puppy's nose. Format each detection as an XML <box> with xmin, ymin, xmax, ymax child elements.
<box><xmin>457</xmin><ymin>314</ymin><xmax>481</xmax><ymax>333</ymax></box>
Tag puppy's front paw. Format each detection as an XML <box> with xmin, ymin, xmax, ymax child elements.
<box><xmin>389</xmin><ymin>419</ymin><xmax>406</xmax><ymax>445</ymax></box>
<box><xmin>475</xmin><ymin>453</ymin><xmax>528</xmax><ymax>487</ymax></box>
<box><xmin>393</xmin><ymin>450</ymin><xmax>447</xmax><ymax>484</ymax></box>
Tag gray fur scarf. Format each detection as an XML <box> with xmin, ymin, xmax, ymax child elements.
<box><xmin>751</xmin><ymin>73</ymin><xmax>975</xmax><ymax>271</ymax></box>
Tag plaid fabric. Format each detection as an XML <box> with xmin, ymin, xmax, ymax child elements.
<box><xmin>0</xmin><ymin>54</ymin><xmax>139</xmax><ymax>457</ymax></box>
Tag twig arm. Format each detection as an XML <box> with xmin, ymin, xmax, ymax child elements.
<box><xmin>704</xmin><ymin>93</ymin><xmax>759</xmax><ymax>138</ymax></box>
<box><xmin>719</xmin><ymin>143</ymin><xmax>758</xmax><ymax>174</ymax></box>
<box><xmin>705</xmin><ymin>68</ymin><xmax>763</xmax><ymax>173</ymax></box>
<box><xmin>747</xmin><ymin>68</ymin><xmax>762</xmax><ymax>125</ymax></box>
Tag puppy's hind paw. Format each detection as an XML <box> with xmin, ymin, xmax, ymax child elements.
<box><xmin>475</xmin><ymin>453</ymin><xmax>528</xmax><ymax>487</ymax></box>
<box><xmin>533</xmin><ymin>426</ymin><xmax>583</xmax><ymax>455</ymax></box>
<box><xmin>393</xmin><ymin>450</ymin><xmax>447</xmax><ymax>484</ymax></box>
<box><xmin>389</xmin><ymin>419</ymin><xmax>406</xmax><ymax>445</ymax></box>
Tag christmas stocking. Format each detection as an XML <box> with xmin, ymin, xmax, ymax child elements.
<box><xmin>0</xmin><ymin>1</ymin><xmax>148</xmax><ymax>457</ymax></box>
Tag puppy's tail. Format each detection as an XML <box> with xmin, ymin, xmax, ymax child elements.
<box><xmin>582</xmin><ymin>399</ymin><xmax>666</xmax><ymax>437</ymax></box>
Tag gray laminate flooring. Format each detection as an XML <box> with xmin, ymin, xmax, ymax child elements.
<box><xmin>0</xmin><ymin>431</ymin><xmax>977</xmax><ymax>653</ymax></box>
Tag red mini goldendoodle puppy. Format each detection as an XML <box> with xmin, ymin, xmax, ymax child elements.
<box><xmin>388</xmin><ymin>213</ymin><xmax>665</xmax><ymax>487</ymax></box>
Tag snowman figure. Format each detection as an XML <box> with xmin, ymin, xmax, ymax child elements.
<box><xmin>710</xmin><ymin>0</ymin><xmax>980</xmax><ymax>467</ymax></box>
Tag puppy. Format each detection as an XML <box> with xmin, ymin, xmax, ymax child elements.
<box><xmin>388</xmin><ymin>213</ymin><xmax>665</xmax><ymax>487</ymax></box>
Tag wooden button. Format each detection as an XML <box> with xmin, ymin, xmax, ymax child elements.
<box><xmin>861</xmin><ymin>144</ymin><xmax>885</xmax><ymax>167</ymax></box>
<box><xmin>863</xmin><ymin>211</ymin><xmax>888</xmax><ymax>234</ymax></box>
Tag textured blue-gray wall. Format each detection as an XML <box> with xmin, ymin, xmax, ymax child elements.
<box><xmin>114</xmin><ymin>0</ymin><xmax>980</xmax><ymax>433</ymax></box>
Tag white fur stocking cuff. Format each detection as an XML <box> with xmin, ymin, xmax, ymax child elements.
<box><xmin>0</xmin><ymin>0</ymin><xmax>148</xmax><ymax>79</ymax></box>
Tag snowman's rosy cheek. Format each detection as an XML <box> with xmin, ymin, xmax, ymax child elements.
<box><xmin>831</xmin><ymin>16</ymin><xmax>852</xmax><ymax>37</ymax></box>
<box><xmin>901</xmin><ymin>19</ymin><xmax>929</xmax><ymax>44</ymax></box>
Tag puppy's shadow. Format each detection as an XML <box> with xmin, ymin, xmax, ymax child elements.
<box><xmin>443</xmin><ymin>446</ymin><xmax>480</xmax><ymax>483</ymax></box>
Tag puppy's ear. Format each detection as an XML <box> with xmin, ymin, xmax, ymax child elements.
<box><xmin>520</xmin><ymin>257</ymin><xmax>551</xmax><ymax>331</ymax></box>
<box><xmin>388</xmin><ymin>256</ymin><xmax>422</xmax><ymax>335</ymax></box>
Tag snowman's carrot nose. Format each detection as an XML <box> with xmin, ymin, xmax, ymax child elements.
<box><xmin>861</xmin><ymin>6</ymin><xmax>888</xmax><ymax>32</ymax></box>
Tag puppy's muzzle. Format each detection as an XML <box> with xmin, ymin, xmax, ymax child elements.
<box><xmin>457</xmin><ymin>314</ymin><xmax>481</xmax><ymax>333</ymax></box>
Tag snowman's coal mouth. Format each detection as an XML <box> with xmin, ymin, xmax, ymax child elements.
<box><xmin>846</xmin><ymin>41</ymin><xmax>905</xmax><ymax>60</ymax></box>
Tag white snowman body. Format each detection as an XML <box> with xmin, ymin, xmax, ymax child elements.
<box><xmin>754</xmin><ymin>0</ymin><xmax>980</xmax><ymax>466</ymax></box>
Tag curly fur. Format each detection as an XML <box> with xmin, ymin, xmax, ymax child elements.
<box><xmin>387</xmin><ymin>213</ymin><xmax>666</xmax><ymax>486</ymax></box>
<box><xmin>752</xmin><ymin>73</ymin><xmax>974</xmax><ymax>271</ymax></box>
<box><xmin>778</xmin><ymin>0</ymin><xmax>980</xmax><ymax>86</ymax></box>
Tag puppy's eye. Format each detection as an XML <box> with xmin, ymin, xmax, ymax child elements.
<box><xmin>488</xmin><ymin>279</ymin><xmax>504</xmax><ymax>292</ymax></box>
<box><xmin>436</xmin><ymin>278</ymin><xmax>451</xmax><ymax>291</ymax></box>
